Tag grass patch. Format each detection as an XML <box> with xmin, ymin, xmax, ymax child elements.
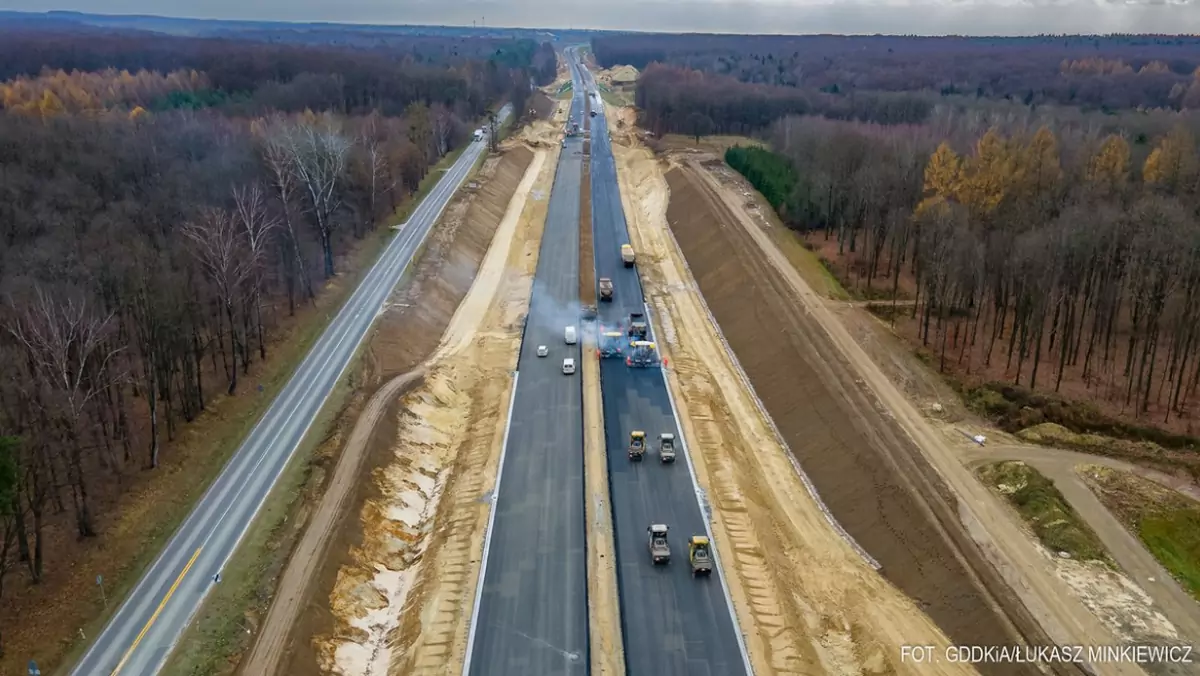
<box><xmin>977</xmin><ymin>461</ymin><xmax>1111</xmax><ymax>564</ymax></box>
<box><xmin>156</xmin><ymin>138</ymin><xmax>495</xmax><ymax>674</ymax></box>
<box><xmin>393</xmin><ymin>141</ymin><xmax>477</xmax><ymax>225</ymax></box>
<box><xmin>160</xmin><ymin>363</ymin><xmax>358</xmax><ymax>676</ymax></box>
<box><xmin>50</xmin><ymin>138</ymin><xmax>485</xmax><ymax>676</ymax></box>
<box><xmin>956</xmin><ymin>382</ymin><xmax>1200</xmax><ymax>480</ymax></box>
<box><xmin>1083</xmin><ymin>465</ymin><xmax>1200</xmax><ymax>599</ymax></box>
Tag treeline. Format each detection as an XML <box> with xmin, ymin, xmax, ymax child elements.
<box><xmin>0</xmin><ymin>28</ymin><xmax>549</xmax><ymax>640</ymax></box>
<box><xmin>595</xmin><ymin>33</ymin><xmax>1200</xmax><ymax>111</ymax></box>
<box><xmin>636</xmin><ymin>63</ymin><xmax>931</xmax><ymax>137</ymax></box>
<box><xmin>0</xmin><ymin>30</ymin><xmax>552</xmax><ymax>116</ymax></box>
<box><xmin>729</xmin><ymin>114</ymin><xmax>1200</xmax><ymax>429</ymax></box>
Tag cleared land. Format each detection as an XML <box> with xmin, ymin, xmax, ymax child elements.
<box><xmin>604</xmin><ymin>106</ymin><xmax>974</xmax><ymax>676</ymax></box>
<box><xmin>654</xmin><ymin>151</ymin><xmax>1135</xmax><ymax>675</ymax></box>
<box><xmin>687</xmin><ymin>132</ymin><xmax>1200</xmax><ymax>670</ymax></box>
<box><xmin>243</xmin><ymin>140</ymin><xmax>540</xmax><ymax>676</ymax></box>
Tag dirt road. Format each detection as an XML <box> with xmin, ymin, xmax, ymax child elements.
<box><xmin>965</xmin><ymin>443</ymin><xmax>1200</xmax><ymax>650</ymax></box>
<box><xmin>242</xmin><ymin>367</ymin><xmax>426</xmax><ymax>675</ymax></box>
<box><xmin>312</xmin><ymin>145</ymin><xmax>544</xmax><ymax>676</ymax></box>
<box><xmin>606</xmin><ymin>109</ymin><xmax>977</xmax><ymax>676</ymax></box>
<box><xmin>662</xmin><ymin>153</ymin><xmax>1140</xmax><ymax>676</ymax></box>
<box><xmin>252</xmin><ymin>142</ymin><xmax>542</xmax><ymax>676</ymax></box>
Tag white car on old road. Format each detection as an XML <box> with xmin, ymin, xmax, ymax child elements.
<box><xmin>537</xmin><ymin>345</ymin><xmax>548</xmax><ymax>357</ymax></box>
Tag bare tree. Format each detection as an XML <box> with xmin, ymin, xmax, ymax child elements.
<box><xmin>183</xmin><ymin>208</ymin><xmax>251</xmax><ymax>395</ymax></box>
<box><xmin>7</xmin><ymin>288</ymin><xmax>125</xmax><ymax>537</ymax></box>
<box><xmin>233</xmin><ymin>183</ymin><xmax>280</xmax><ymax>361</ymax></box>
<box><xmin>280</xmin><ymin>116</ymin><xmax>352</xmax><ymax>278</ymax></box>
<box><xmin>262</xmin><ymin>124</ymin><xmax>315</xmax><ymax>308</ymax></box>
<box><xmin>431</xmin><ymin>102</ymin><xmax>454</xmax><ymax>158</ymax></box>
<box><xmin>358</xmin><ymin>114</ymin><xmax>391</xmax><ymax>237</ymax></box>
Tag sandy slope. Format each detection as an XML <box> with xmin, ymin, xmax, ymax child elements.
<box><xmin>675</xmin><ymin>153</ymin><xmax>1147</xmax><ymax>676</ymax></box>
<box><xmin>605</xmin><ymin>105</ymin><xmax>976</xmax><ymax>676</ymax></box>
<box><xmin>303</xmin><ymin>144</ymin><xmax>548</xmax><ymax>676</ymax></box>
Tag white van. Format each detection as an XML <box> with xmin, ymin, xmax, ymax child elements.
<box><xmin>562</xmin><ymin>358</ymin><xmax>576</xmax><ymax>375</ymax></box>
<box><xmin>564</xmin><ymin>325</ymin><xmax>577</xmax><ymax>344</ymax></box>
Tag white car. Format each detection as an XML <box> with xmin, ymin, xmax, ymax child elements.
<box><xmin>537</xmin><ymin>345</ymin><xmax>548</xmax><ymax>357</ymax></box>
<box><xmin>562</xmin><ymin>358</ymin><xmax>576</xmax><ymax>375</ymax></box>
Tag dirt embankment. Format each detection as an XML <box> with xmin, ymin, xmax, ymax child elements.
<box><xmin>691</xmin><ymin>136</ymin><xmax>1200</xmax><ymax>673</ymax></box>
<box><xmin>606</xmin><ymin>113</ymin><xmax>973</xmax><ymax>676</ymax></box>
<box><xmin>661</xmin><ymin>161</ymin><xmax>1096</xmax><ymax>676</ymax></box>
<box><xmin>256</xmin><ymin>144</ymin><xmax>537</xmax><ymax>676</ymax></box>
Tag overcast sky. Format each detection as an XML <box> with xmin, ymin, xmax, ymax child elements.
<box><xmin>6</xmin><ymin>0</ymin><xmax>1200</xmax><ymax>35</ymax></box>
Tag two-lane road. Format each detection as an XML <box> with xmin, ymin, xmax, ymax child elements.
<box><xmin>463</xmin><ymin>60</ymin><xmax>590</xmax><ymax>676</ymax></box>
<box><xmin>73</xmin><ymin>104</ymin><xmax>511</xmax><ymax>676</ymax></box>
<box><xmin>582</xmin><ymin>52</ymin><xmax>753</xmax><ymax>675</ymax></box>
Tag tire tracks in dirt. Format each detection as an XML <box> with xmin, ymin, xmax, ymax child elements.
<box><xmin>667</xmin><ymin>155</ymin><xmax>1120</xmax><ymax>676</ymax></box>
<box><xmin>964</xmin><ymin>442</ymin><xmax>1200</xmax><ymax>655</ymax></box>
<box><xmin>605</xmin><ymin>115</ymin><xmax>976</xmax><ymax>676</ymax></box>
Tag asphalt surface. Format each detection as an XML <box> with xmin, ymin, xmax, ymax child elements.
<box><xmin>71</xmin><ymin>104</ymin><xmax>511</xmax><ymax>676</ymax></box>
<box><xmin>463</xmin><ymin>64</ymin><xmax>590</xmax><ymax>675</ymax></box>
<box><xmin>582</xmin><ymin>54</ymin><xmax>752</xmax><ymax>675</ymax></box>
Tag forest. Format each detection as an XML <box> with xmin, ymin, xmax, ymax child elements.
<box><xmin>724</xmin><ymin>110</ymin><xmax>1200</xmax><ymax>439</ymax></box>
<box><xmin>0</xmin><ymin>27</ymin><xmax>552</xmax><ymax>662</ymax></box>
<box><xmin>594</xmin><ymin>33</ymin><xmax>1200</xmax><ymax>112</ymax></box>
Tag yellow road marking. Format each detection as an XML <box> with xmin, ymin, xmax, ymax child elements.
<box><xmin>110</xmin><ymin>547</ymin><xmax>203</xmax><ymax>676</ymax></box>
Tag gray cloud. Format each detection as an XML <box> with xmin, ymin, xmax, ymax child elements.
<box><xmin>4</xmin><ymin>0</ymin><xmax>1200</xmax><ymax>34</ymax></box>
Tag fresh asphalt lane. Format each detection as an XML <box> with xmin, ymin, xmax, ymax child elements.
<box><xmin>72</xmin><ymin>105</ymin><xmax>511</xmax><ymax>676</ymax></box>
<box><xmin>585</xmin><ymin>61</ymin><xmax>752</xmax><ymax>675</ymax></box>
<box><xmin>464</xmin><ymin>73</ymin><xmax>590</xmax><ymax>674</ymax></box>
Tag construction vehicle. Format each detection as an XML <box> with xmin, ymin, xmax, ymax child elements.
<box><xmin>659</xmin><ymin>433</ymin><xmax>676</xmax><ymax>463</ymax></box>
<box><xmin>598</xmin><ymin>277</ymin><xmax>613</xmax><ymax>301</ymax></box>
<box><xmin>627</xmin><ymin>312</ymin><xmax>648</xmax><ymax>339</ymax></box>
<box><xmin>648</xmin><ymin>524</ymin><xmax>671</xmax><ymax>564</ymax></box>
<box><xmin>628</xmin><ymin>430</ymin><xmax>646</xmax><ymax>460</ymax></box>
<box><xmin>626</xmin><ymin>341</ymin><xmax>660</xmax><ymax>368</ymax></box>
<box><xmin>688</xmin><ymin>535</ymin><xmax>713</xmax><ymax>575</ymax></box>
<box><xmin>598</xmin><ymin>330</ymin><xmax>625</xmax><ymax>358</ymax></box>
<box><xmin>621</xmin><ymin>244</ymin><xmax>636</xmax><ymax>267</ymax></box>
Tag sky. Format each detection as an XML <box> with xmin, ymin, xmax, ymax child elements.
<box><xmin>5</xmin><ymin>0</ymin><xmax>1200</xmax><ymax>35</ymax></box>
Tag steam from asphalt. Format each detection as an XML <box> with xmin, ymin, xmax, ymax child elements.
<box><xmin>523</xmin><ymin>275</ymin><xmax>586</xmax><ymax>337</ymax></box>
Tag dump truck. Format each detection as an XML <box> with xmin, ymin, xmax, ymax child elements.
<box><xmin>598</xmin><ymin>330</ymin><xmax>625</xmax><ymax>358</ymax></box>
<box><xmin>659</xmin><ymin>433</ymin><xmax>676</xmax><ymax>463</ymax></box>
<box><xmin>648</xmin><ymin>524</ymin><xmax>671</xmax><ymax>564</ymax></box>
<box><xmin>688</xmin><ymin>535</ymin><xmax>713</xmax><ymax>575</ymax></box>
<box><xmin>598</xmin><ymin>277</ymin><xmax>613</xmax><ymax>301</ymax></box>
<box><xmin>621</xmin><ymin>244</ymin><xmax>636</xmax><ymax>267</ymax></box>
<box><xmin>628</xmin><ymin>430</ymin><xmax>646</xmax><ymax>460</ymax></box>
<box><xmin>627</xmin><ymin>312</ymin><xmax>648</xmax><ymax>339</ymax></box>
<box><xmin>626</xmin><ymin>341</ymin><xmax>660</xmax><ymax>368</ymax></box>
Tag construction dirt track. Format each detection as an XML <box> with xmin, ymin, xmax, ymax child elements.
<box><xmin>664</xmin><ymin>165</ymin><xmax>1079</xmax><ymax>676</ymax></box>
